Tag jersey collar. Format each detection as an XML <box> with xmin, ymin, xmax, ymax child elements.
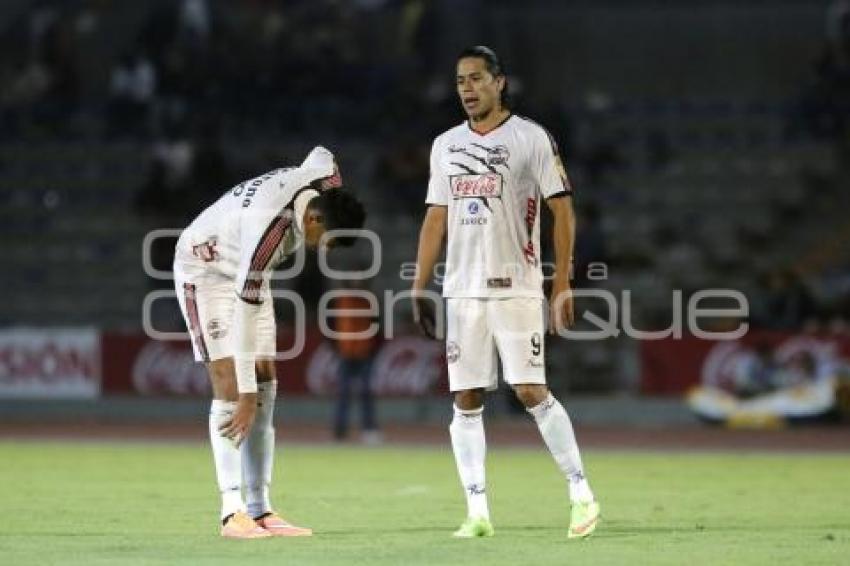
<box><xmin>466</xmin><ymin>112</ymin><xmax>513</xmax><ymax>137</ymax></box>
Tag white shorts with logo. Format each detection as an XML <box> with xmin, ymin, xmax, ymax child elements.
<box><xmin>445</xmin><ymin>297</ymin><xmax>546</xmax><ymax>392</ymax></box>
<box><xmin>175</xmin><ymin>276</ymin><xmax>276</xmax><ymax>363</ymax></box>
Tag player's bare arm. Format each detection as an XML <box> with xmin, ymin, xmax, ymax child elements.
<box><xmin>413</xmin><ymin>205</ymin><xmax>447</xmax><ymax>291</ymax></box>
<box><xmin>547</xmin><ymin>195</ymin><xmax>576</xmax><ymax>333</ymax></box>
<box><xmin>412</xmin><ymin>205</ymin><xmax>447</xmax><ymax>337</ymax></box>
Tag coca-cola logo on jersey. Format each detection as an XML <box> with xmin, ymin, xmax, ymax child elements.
<box><xmin>132</xmin><ymin>342</ymin><xmax>211</xmax><ymax>395</ymax></box>
<box><xmin>450</xmin><ymin>173</ymin><xmax>503</xmax><ymax>198</ymax></box>
<box><xmin>305</xmin><ymin>337</ymin><xmax>444</xmax><ymax>395</ymax></box>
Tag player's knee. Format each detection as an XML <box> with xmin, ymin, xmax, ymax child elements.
<box><xmin>454</xmin><ymin>389</ymin><xmax>484</xmax><ymax>411</ymax></box>
<box><xmin>513</xmin><ymin>384</ymin><xmax>549</xmax><ymax>408</ymax></box>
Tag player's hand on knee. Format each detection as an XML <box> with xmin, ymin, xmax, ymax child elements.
<box><xmin>219</xmin><ymin>393</ymin><xmax>258</xmax><ymax>447</ymax></box>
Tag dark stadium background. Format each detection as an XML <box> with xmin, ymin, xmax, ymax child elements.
<box><xmin>1</xmin><ymin>0</ymin><xmax>849</xmax><ymax>441</ymax></box>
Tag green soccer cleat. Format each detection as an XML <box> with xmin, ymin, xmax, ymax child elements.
<box><xmin>568</xmin><ymin>501</ymin><xmax>600</xmax><ymax>539</ymax></box>
<box><xmin>452</xmin><ymin>516</ymin><xmax>495</xmax><ymax>538</ymax></box>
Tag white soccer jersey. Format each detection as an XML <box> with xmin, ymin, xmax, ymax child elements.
<box><xmin>174</xmin><ymin>146</ymin><xmax>340</xmax><ymax>302</ymax></box>
<box><xmin>425</xmin><ymin>114</ymin><xmax>572</xmax><ymax>298</ymax></box>
<box><xmin>174</xmin><ymin>146</ymin><xmax>340</xmax><ymax>392</ymax></box>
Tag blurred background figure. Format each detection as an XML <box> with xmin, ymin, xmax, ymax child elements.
<box><xmin>750</xmin><ymin>269</ymin><xmax>818</xmax><ymax>331</ymax></box>
<box><xmin>107</xmin><ymin>50</ymin><xmax>156</xmax><ymax>137</ymax></box>
<box><xmin>688</xmin><ymin>336</ymin><xmax>843</xmax><ymax>425</ymax></box>
<box><xmin>330</xmin><ymin>279</ymin><xmax>381</xmax><ymax>444</ymax></box>
<box><xmin>733</xmin><ymin>341</ymin><xmax>781</xmax><ymax>399</ymax></box>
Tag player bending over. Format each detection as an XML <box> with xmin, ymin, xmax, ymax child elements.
<box><xmin>174</xmin><ymin>146</ymin><xmax>366</xmax><ymax>539</ymax></box>
<box><xmin>412</xmin><ymin>46</ymin><xmax>600</xmax><ymax>539</ymax></box>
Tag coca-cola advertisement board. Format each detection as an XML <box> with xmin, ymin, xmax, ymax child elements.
<box><xmin>101</xmin><ymin>328</ymin><xmax>448</xmax><ymax>397</ymax></box>
<box><xmin>641</xmin><ymin>331</ymin><xmax>850</xmax><ymax>395</ymax></box>
<box><xmin>101</xmin><ymin>327</ymin><xmax>319</xmax><ymax>395</ymax></box>
<box><xmin>306</xmin><ymin>336</ymin><xmax>446</xmax><ymax>396</ymax></box>
<box><xmin>0</xmin><ymin>328</ymin><xmax>101</xmax><ymax>399</ymax></box>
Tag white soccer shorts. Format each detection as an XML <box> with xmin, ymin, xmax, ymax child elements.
<box><xmin>175</xmin><ymin>277</ymin><xmax>276</xmax><ymax>363</ymax></box>
<box><xmin>445</xmin><ymin>297</ymin><xmax>546</xmax><ymax>392</ymax></box>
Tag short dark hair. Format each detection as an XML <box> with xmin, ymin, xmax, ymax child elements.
<box><xmin>308</xmin><ymin>189</ymin><xmax>366</xmax><ymax>247</ymax></box>
<box><xmin>457</xmin><ymin>45</ymin><xmax>509</xmax><ymax>107</ymax></box>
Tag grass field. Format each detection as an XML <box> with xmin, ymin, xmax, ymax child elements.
<box><xmin>1</xmin><ymin>441</ymin><xmax>848</xmax><ymax>565</ymax></box>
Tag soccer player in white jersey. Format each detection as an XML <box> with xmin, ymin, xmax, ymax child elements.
<box><xmin>174</xmin><ymin>146</ymin><xmax>365</xmax><ymax>539</ymax></box>
<box><xmin>412</xmin><ymin>46</ymin><xmax>600</xmax><ymax>538</ymax></box>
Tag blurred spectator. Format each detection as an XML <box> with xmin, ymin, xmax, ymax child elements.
<box><xmin>689</xmin><ymin>340</ymin><xmax>839</xmax><ymax>423</ymax></box>
<box><xmin>786</xmin><ymin>0</ymin><xmax>850</xmax><ymax>141</ymax></box>
<box><xmin>135</xmin><ymin>117</ymin><xmax>235</xmax><ymax>220</ymax></box>
<box><xmin>0</xmin><ymin>2</ymin><xmax>81</xmax><ymax>136</ymax></box>
<box><xmin>135</xmin><ymin>129</ymin><xmax>195</xmax><ymax>218</ymax></box>
<box><xmin>734</xmin><ymin>345</ymin><xmax>830</xmax><ymax>396</ymax></box>
<box><xmin>153</xmin><ymin>135</ymin><xmax>195</xmax><ymax>192</ymax></box>
<box><xmin>178</xmin><ymin>0</ymin><xmax>211</xmax><ymax>49</ymax></box>
<box><xmin>108</xmin><ymin>52</ymin><xmax>157</xmax><ymax>136</ymax></box>
<box><xmin>330</xmin><ymin>280</ymin><xmax>381</xmax><ymax>443</ymax></box>
<box><xmin>733</xmin><ymin>342</ymin><xmax>778</xmax><ymax>398</ymax></box>
<box><xmin>826</xmin><ymin>0</ymin><xmax>850</xmax><ymax>68</ymax></box>
<box><xmin>751</xmin><ymin>269</ymin><xmax>818</xmax><ymax>330</ymax></box>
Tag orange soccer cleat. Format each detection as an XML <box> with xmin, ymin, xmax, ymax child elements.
<box><xmin>221</xmin><ymin>511</ymin><xmax>273</xmax><ymax>539</ymax></box>
<box><xmin>254</xmin><ymin>512</ymin><xmax>313</xmax><ymax>537</ymax></box>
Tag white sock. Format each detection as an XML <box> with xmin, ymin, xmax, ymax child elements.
<box><xmin>242</xmin><ymin>380</ymin><xmax>277</xmax><ymax>518</ymax></box>
<box><xmin>528</xmin><ymin>393</ymin><xmax>595</xmax><ymax>503</ymax></box>
<box><xmin>209</xmin><ymin>399</ymin><xmax>245</xmax><ymax>520</ymax></box>
<box><xmin>449</xmin><ymin>404</ymin><xmax>489</xmax><ymax>520</ymax></box>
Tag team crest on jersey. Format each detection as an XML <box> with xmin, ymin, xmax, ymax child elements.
<box><xmin>450</xmin><ymin>173</ymin><xmax>503</xmax><ymax>199</ymax></box>
<box><xmin>207</xmin><ymin>319</ymin><xmax>227</xmax><ymax>340</ymax></box>
<box><xmin>192</xmin><ymin>237</ymin><xmax>220</xmax><ymax>263</ymax></box>
<box><xmin>485</xmin><ymin>145</ymin><xmax>510</xmax><ymax>167</ymax></box>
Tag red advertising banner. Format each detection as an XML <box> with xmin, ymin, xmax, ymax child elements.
<box><xmin>101</xmin><ymin>326</ymin><xmax>321</xmax><ymax>395</ymax></box>
<box><xmin>0</xmin><ymin>328</ymin><xmax>101</xmax><ymax>399</ymax></box>
<box><xmin>641</xmin><ymin>331</ymin><xmax>850</xmax><ymax>395</ymax></box>
<box><xmin>306</xmin><ymin>336</ymin><xmax>447</xmax><ymax>396</ymax></box>
<box><xmin>101</xmin><ymin>327</ymin><xmax>447</xmax><ymax>397</ymax></box>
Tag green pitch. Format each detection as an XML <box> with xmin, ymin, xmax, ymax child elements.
<box><xmin>1</xmin><ymin>441</ymin><xmax>848</xmax><ymax>565</ymax></box>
